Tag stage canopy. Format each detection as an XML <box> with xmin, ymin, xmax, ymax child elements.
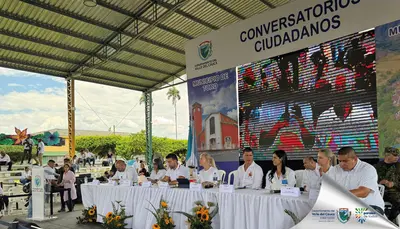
<box><xmin>0</xmin><ymin>0</ymin><xmax>292</xmax><ymax>91</ymax></box>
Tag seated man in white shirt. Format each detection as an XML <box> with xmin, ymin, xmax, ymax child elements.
<box><xmin>161</xmin><ymin>153</ymin><xmax>189</xmax><ymax>185</ymax></box>
<box><xmin>0</xmin><ymin>151</ymin><xmax>12</xmax><ymax>171</ymax></box>
<box><xmin>235</xmin><ymin>147</ymin><xmax>263</xmax><ymax>189</ymax></box>
<box><xmin>20</xmin><ymin>166</ymin><xmax>32</xmax><ymax>185</ymax></box>
<box><xmin>329</xmin><ymin>146</ymin><xmax>385</xmax><ymax>215</ymax></box>
<box><xmin>302</xmin><ymin>156</ymin><xmax>320</xmax><ymax>191</ymax></box>
<box><xmin>112</xmin><ymin>160</ymin><xmax>138</xmax><ymax>183</ymax></box>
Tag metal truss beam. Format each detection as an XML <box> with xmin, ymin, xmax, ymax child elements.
<box><xmin>157</xmin><ymin>1</ymin><xmax>218</xmax><ymax>30</ymax></box>
<box><xmin>96</xmin><ymin>0</ymin><xmax>193</xmax><ymax>40</ymax></box>
<box><xmin>148</xmin><ymin>66</ymin><xmax>186</xmax><ymax>91</ymax></box>
<box><xmin>259</xmin><ymin>0</ymin><xmax>276</xmax><ymax>8</ymax></box>
<box><xmin>74</xmin><ymin>77</ymin><xmax>146</xmax><ymax>91</ymax></box>
<box><xmin>145</xmin><ymin>92</ymin><xmax>153</xmax><ymax>171</ymax></box>
<box><xmin>81</xmin><ymin>72</ymin><xmax>149</xmax><ymax>90</ymax></box>
<box><xmin>122</xmin><ymin>48</ymin><xmax>185</xmax><ymax>68</ymax></box>
<box><xmin>206</xmin><ymin>0</ymin><xmax>245</xmax><ymax>20</ymax></box>
<box><xmin>0</xmin><ymin>61</ymin><xmax>67</xmax><ymax>78</ymax></box>
<box><xmin>70</xmin><ymin>0</ymin><xmax>189</xmax><ymax>85</ymax></box>
<box><xmin>0</xmin><ymin>8</ymin><xmax>183</xmax><ymax>55</ymax></box>
<box><xmin>67</xmin><ymin>79</ymin><xmax>76</xmax><ymax>159</ymax></box>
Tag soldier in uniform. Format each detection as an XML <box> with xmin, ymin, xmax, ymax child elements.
<box><xmin>375</xmin><ymin>147</ymin><xmax>400</xmax><ymax>221</ymax></box>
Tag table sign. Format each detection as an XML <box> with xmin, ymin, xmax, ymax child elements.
<box><xmin>309</xmin><ymin>188</ymin><xmax>320</xmax><ymax>200</ymax></box>
<box><xmin>159</xmin><ymin>182</ymin><xmax>170</xmax><ymax>189</ymax></box>
<box><xmin>119</xmin><ymin>180</ymin><xmax>132</xmax><ymax>187</ymax></box>
<box><xmin>91</xmin><ymin>180</ymin><xmax>100</xmax><ymax>185</ymax></box>
<box><xmin>280</xmin><ymin>187</ymin><xmax>301</xmax><ymax>197</ymax></box>
<box><xmin>219</xmin><ymin>184</ymin><xmax>234</xmax><ymax>193</ymax></box>
<box><xmin>141</xmin><ymin>181</ymin><xmax>152</xmax><ymax>188</ymax></box>
<box><xmin>190</xmin><ymin>182</ymin><xmax>202</xmax><ymax>191</ymax></box>
<box><xmin>108</xmin><ymin>180</ymin><xmax>117</xmax><ymax>186</ymax></box>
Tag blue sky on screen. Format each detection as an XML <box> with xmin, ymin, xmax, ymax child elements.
<box><xmin>0</xmin><ymin>67</ymin><xmax>189</xmax><ymax>139</ymax></box>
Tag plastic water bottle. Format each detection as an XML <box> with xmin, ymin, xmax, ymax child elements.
<box><xmin>281</xmin><ymin>179</ymin><xmax>288</xmax><ymax>188</ymax></box>
<box><xmin>213</xmin><ymin>172</ymin><xmax>218</xmax><ymax>186</ymax></box>
<box><xmin>84</xmin><ymin>176</ymin><xmax>88</xmax><ymax>184</ymax></box>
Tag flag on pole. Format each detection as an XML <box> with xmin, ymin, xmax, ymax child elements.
<box><xmin>186</xmin><ymin>119</ymin><xmax>199</xmax><ymax>168</ymax></box>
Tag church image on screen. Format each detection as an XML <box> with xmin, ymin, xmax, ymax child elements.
<box><xmin>238</xmin><ymin>30</ymin><xmax>378</xmax><ymax>160</ymax></box>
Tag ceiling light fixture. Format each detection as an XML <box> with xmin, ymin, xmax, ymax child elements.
<box><xmin>83</xmin><ymin>0</ymin><xmax>97</xmax><ymax>7</ymax></box>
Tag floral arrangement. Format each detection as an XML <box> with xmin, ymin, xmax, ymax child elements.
<box><xmin>77</xmin><ymin>205</ymin><xmax>97</xmax><ymax>224</ymax></box>
<box><xmin>101</xmin><ymin>201</ymin><xmax>133</xmax><ymax>229</ymax></box>
<box><xmin>147</xmin><ymin>198</ymin><xmax>175</xmax><ymax>229</ymax></box>
<box><xmin>175</xmin><ymin>200</ymin><xmax>218</xmax><ymax>229</ymax></box>
<box><xmin>284</xmin><ymin>209</ymin><xmax>301</xmax><ymax>225</ymax></box>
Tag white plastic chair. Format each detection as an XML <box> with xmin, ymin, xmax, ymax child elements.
<box><xmin>228</xmin><ymin>170</ymin><xmax>237</xmax><ymax>185</ymax></box>
<box><xmin>378</xmin><ymin>184</ymin><xmax>385</xmax><ymax>197</ymax></box>
<box><xmin>218</xmin><ymin>170</ymin><xmax>226</xmax><ymax>182</ymax></box>
<box><xmin>295</xmin><ymin>170</ymin><xmax>304</xmax><ymax>188</ymax></box>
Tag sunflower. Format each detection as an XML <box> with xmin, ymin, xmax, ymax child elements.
<box><xmin>203</xmin><ymin>210</ymin><xmax>209</xmax><ymax>215</ymax></box>
<box><xmin>201</xmin><ymin>213</ymin><xmax>209</xmax><ymax>221</ymax></box>
<box><xmin>196</xmin><ymin>211</ymin><xmax>202</xmax><ymax>218</ymax></box>
<box><xmin>106</xmin><ymin>212</ymin><xmax>113</xmax><ymax>219</ymax></box>
<box><xmin>164</xmin><ymin>218</ymin><xmax>170</xmax><ymax>225</ymax></box>
<box><xmin>115</xmin><ymin>215</ymin><xmax>121</xmax><ymax>221</ymax></box>
<box><xmin>161</xmin><ymin>201</ymin><xmax>168</xmax><ymax>208</ymax></box>
<box><xmin>88</xmin><ymin>209</ymin><xmax>95</xmax><ymax>216</ymax></box>
<box><xmin>152</xmin><ymin>224</ymin><xmax>160</xmax><ymax>229</ymax></box>
<box><xmin>200</xmin><ymin>219</ymin><xmax>205</xmax><ymax>223</ymax></box>
<box><xmin>169</xmin><ymin>217</ymin><xmax>174</xmax><ymax>225</ymax></box>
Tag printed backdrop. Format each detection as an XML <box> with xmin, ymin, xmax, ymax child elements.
<box><xmin>376</xmin><ymin>19</ymin><xmax>400</xmax><ymax>156</ymax></box>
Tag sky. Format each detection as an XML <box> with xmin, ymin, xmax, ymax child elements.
<box><xmin>0</xmin><ymin>67</ymin><xmax>189</xmax><ymax>139</ymax></box>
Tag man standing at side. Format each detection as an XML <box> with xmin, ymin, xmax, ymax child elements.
<box><xmin>329</xmin><ymin>146</ymin><xmax>384</xmax><ymax>214</ymax></box>
<box><xmin>36</xmin><ymin>138</ymin><xmax>45</xmax><ymax>166</ymax></box>
<box><xmin>162</xmin><ymin>153</ymin><xmax>189</xmax><ymax>185</ymax></box>
<box><xmin>375</xmin><ymin>147</ymin><xmax>400</xmax><ymax>221</ymax></box>
<box><xmin>21</xmin><ymin>135</ymin><xmax>34</xmax><ymax>164</ymax></box>
<box><xmin>234</xmin><ymin>147</ymin><xmax>263</xmax><ymax>189</ymax></box>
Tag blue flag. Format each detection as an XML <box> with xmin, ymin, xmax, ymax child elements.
<box><xmin>186</xmin><ymin>120</ymin><xmax>199</xmax><ymax>168</ymax></box>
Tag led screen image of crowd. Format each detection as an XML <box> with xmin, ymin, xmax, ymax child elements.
<box><xmin>238</xmin><ymin>30</ymin><xmax>378</xmax><ymax>160</ymax></box>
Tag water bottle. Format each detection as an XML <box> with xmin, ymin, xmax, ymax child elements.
<box><xmin>84</xmin><ymin>176</ymin><xmax>88</xmax><ymax>184</ymax></box>
<box><xmin>213</xmin><ymin>171</ymin><xmax>218</xmax><ymax>186</ymax></box>
<box><xmin>281</xmin><ymin>179</ymin><xmax>288</xmax><ymax>188</ymax></box>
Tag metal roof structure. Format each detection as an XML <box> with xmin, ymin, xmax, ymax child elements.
<box><xmin>0</xmin><ymin>0</ymin><xmax>293</xmax><ymax>92</ymax></box>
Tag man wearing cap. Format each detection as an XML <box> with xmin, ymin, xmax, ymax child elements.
<box><xmin>375</xmin><ymin>147</ymin><xmax>400</xmax><ymax>221</ymax></box>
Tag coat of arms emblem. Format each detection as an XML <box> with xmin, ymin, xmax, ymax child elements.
<box><xmin>337</xmin><ymin>208</ymin><xmax>351</xmax><ymax>223</ymax></box>
<box><xmin>198</xmin><ymin>40</ymin><xmax>213</xmax><ymax>61</ymax></box>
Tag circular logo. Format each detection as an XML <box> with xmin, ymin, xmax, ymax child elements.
<box><xmin>34</xmin><ymin>175</ymin><xmax>41</xmax><ymax>187</ymax></box>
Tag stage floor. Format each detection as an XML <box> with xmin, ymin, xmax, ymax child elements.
<box><xmin>0</xmin><ymin>204</ymin><xmax>103</xmax><ymax>229</ymax></box>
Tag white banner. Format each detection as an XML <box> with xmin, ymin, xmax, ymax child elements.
<box><xmin>185</xmin><ymin>0</ymin><xmax>400</xmax><ymax>79</ymax></box>
<box><xmin>31</xmin><ymin>167</ymin><xmax>45</xmax><ymax>220</ymax></box>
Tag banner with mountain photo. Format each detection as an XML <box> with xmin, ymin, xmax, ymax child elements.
<box><xmin>187</xmin><ymin>68</ymin><xmax>239</xmax><ymax>178</ymax></box>
<box><xmin>376</xmin><ymin>19</ymin><xmax>400</xmax><ymax>156</ymax></box>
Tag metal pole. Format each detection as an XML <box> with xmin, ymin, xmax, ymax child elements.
<box><xmin>67</xmin><ymin>79</ymin><xmax>76</xmax><ymax>159</ymax></box>
<box><xmin>145</xmin><ymin>92</ymin><xmax>153</xmax><ymax>172</ymax></box>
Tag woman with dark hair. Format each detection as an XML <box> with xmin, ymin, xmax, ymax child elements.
<box><xmin>265</xmin><ymin>150</ymin><xmax>296</xmax><ymax>190</ymax></box>
<box><xmin>148</xmin><ymin>158</ymin><xmax>166</xmax><ymax>183</ymax></box>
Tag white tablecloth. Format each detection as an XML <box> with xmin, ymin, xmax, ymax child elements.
<box><xmin>81</xmin><ymin>184</ymin><xmax>313</xmax><ymax>229</ymax></box>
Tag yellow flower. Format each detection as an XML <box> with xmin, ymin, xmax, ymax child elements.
<box><xmin>203</xmin><ymin>210</ymin><xmax>209</xmax><ymax>215</ymax></box>
<box><xmin>164</xmin><ymin>218</ymin><xmax>170</xmax><ymax>225</ymax></box>
<box><xmin>201</xmin><ymin>213</ymin><xmax>209</xmax><ymax>221</ymax></box>
<box><xmin>115</xmin><ymin>215</ymin><xmax>121</xmax><ymax>220</ymax></box>
<box><xmin>161</xmin><ymin>201</ymin><xmax>168</xmax><ymax>208</ymax></box>
<box><xmin>169</xmin><ymin>217</ymin><xmax>174</xmax><ymax>225</ymax></box>
<box><xmin>200</xmin><ymin>219</ymin><xmax>205</xmax><ymax>223</ymax></box>
<box><xmin>105</xmin><ymin>212</ymin><xmax>113</xmax><ymax>219</ymax></box>
<box><xmin>196</xmin><ymin>211</ymin><xmax>202</xmax><ymax>218</ymax></box>
<box><xmin>201</xmin><ymin>207</ymin><xmax>206</xmax><ymax>213</ymax></box>
<box><xmin>88</xmin><ymin>209</ymin><xmax>95</xmax><ymax>216</ymax></box>
<box><xmin>152</xmin><ymin>224</ymin><xmax>160</xmax><ymax>229</ymax></box>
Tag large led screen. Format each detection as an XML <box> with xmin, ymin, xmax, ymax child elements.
<box><xmin>238</xmin><ymin>30</ymin><xmax>378</xmax><ymax>160</ymax></box>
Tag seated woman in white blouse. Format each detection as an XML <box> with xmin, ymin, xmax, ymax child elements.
<box><xmin>303</xmin><ymin>148</ymin><xmax>336</xmax><ymax>191</ymax></box>
<box><xmin>265</xmin><ymin>150</ymin><xmax>296</xmax><ymax>190</ymax></box>
<box><xmin>148</xmin><ymin>158</ymin><xmax>167</xmax><ymax>183</ymax></box>
<box><xmin>199</xmin><ymin>153</ymin><xmax>219</xmax><ymax>187</ymax></box>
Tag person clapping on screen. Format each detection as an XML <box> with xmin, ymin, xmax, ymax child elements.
<box><xmin>265</xmin><ymin>150</ymin><xmax>296</xmax><ymax>190</ymax></box>
<box><xmin>235</xmin><ymin>147</ymin><xmax>263</xmax><ymax>189</ymax></box>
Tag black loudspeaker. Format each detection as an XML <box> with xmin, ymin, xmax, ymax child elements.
<box><xmin>75</xmin><ymin>177</ymin><xmax>94</xmax><ymax>204</ymax></box>
<box><xmin>7</xmin><ymin>219</ymin><xmax>41</xmax><ymax>229</ymax></box>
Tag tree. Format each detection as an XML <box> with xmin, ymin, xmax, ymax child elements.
<box><xmin>167</xmin><ymin>87</ymin><xmax>181</xmax><ymax>139</ymax></box>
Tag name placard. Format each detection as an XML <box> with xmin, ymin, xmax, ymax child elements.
<box><xmin>108</xmin><ymin>180</ymin><xmax>117</xmax><ymax>186</ymax></box>
<box><xmin>309</xmin><ymin>188</ymin><xmax>320</xmax><ymax>200</ymax></box>
<box><xmin>119</xmin><ymin>180</ymin><xmax>132</xmax><ymax>187</ymax></box>
<box><xmin>219</xmin><ymin>184</ymin><xmax>234</xmax><ymax>193</ymax></box>
<box><xmin>159</xmin><ymin>182</ymin><xmax>170</xmax><ymax>189</ymax></box>
<box><xmin>91</xmin><ymin>180</ymin><xmax>100</xmax><ymax>185</ymax></box>
<box><xmin>190</xmin><ymin>183</ymin><xmax>202</xmax><ymax>192</ymax></box>
<box><xmin>141</xmin><ymin>181</ymin><xmax>152</xmax><ymax>188</ymax></box>
<box><xmin>281</xmin><ymin>187</ymin><xmax>301</xmax><ymax>197</ymax></box>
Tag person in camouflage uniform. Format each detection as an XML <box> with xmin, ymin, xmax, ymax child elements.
<box><xmin>375</xmin><ymin>147</ymin><xmax>400</xmax><ymax>221</ymax></box>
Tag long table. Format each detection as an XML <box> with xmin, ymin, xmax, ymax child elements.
<box><xmin>81</xmin><ymin>184</ymin><xmax>313</xmax><ymax>229</ymax></box>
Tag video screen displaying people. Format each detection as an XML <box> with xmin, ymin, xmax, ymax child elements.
<box><xmin>238</xmin><ymin>30</ymin><xmax>378</xmax><ymax>160</ymax></box>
